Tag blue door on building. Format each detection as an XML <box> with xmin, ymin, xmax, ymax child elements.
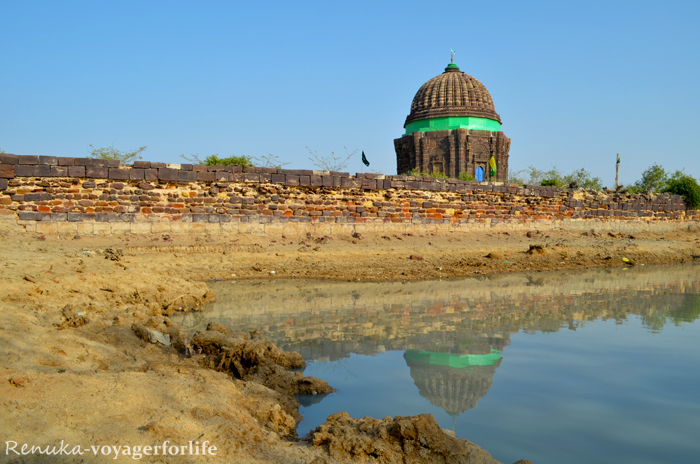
<box><xmin>476</xmin><ymin>166</ymin><xmax>484</xmax><ymax>181</ymax></box>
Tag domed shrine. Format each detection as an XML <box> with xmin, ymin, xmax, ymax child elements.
<box><xmin>394</xmin><ymin>60</ymin><xmax>511</xmax><ymax>181</ymax></box>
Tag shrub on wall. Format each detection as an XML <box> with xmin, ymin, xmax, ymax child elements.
<box><xmin>203</xmin><ymin>154</ymin><xmax>254</xmax><ymax>167</ymax></box>
<box><xmin>541</xmin><ymin>178</ymin><xmax>560</xmax><ymax>187</ymax></box>
<box><xmin>663</xmin><ymin>173</ymin><xmax>700</xmax><ymax>209</ymax></box>
<box><xmin>180</xmin><ymin>153</ymin><xmax>254</xmax><ymax>167</ymax></box>
<box><xmin>89</xmin><ymin>145</ymin><xmax>147</xmax><ymax>164</ymax></box>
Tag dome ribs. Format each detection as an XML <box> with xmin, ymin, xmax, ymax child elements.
<box><xmin>426</xmin><ymin>78</ymin><xmax>441</xmax><ymax>109</ymax></box>
<box><xmin>458</xmin><ymin>76</ymin><xmax>468</xmax><ymax>107</ymax></box>
<box><xmin>404</xmin><ymin>68</ymin><xmax>501</xmax><ymax>125</ymax></box>
<box><xmin>437</xmin><ymin>75</ymin><xmax>447</xmax><ymax>107</ymax></box>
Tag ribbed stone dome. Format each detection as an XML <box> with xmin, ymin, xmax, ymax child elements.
<box><xmin>405</xmin><ymin>64</ymin><xmax>501</xmax><ymax>126</ymax></box>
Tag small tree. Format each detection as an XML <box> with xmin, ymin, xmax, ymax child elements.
<box><xmin>307</xmin><ymin>146</ymin><xmax>356</xmax><ymax>171</ymax></box>
<box><xmin>507</xmin><ymin>169</ymin><xmax>527</xmax><ymax>185</ymax></box>
<box><xmin>629</xmin><ymin>164</ymin><xmax>669</xmax><ymax>193</ymax></box>
<box><xmin>180</xmin><ymin>153</ymin><xmax>205</xmax><ymax>164</ymax></box>
<box><xmin>89</xmin><ymin>144</ymin><xmax>147</xmax><ymax>164</ymax></box>
<box><xmin>253</xmin><ymin>153</ymin><xmax>290</xmax><ymax>169</ymax></box>
<box><xmin>663</xmin><ymin>171</ymin><xmax>700</xmax><ymax>209</ymax></box>
<box><xmin>458</xmin><ymin>172</ymin><xmax>476</xmax><ymax>181</ymax></box>
<box><xmin>562</xmin><ymin>168</ymin><xmax>603</xmax><ymax>190</ymax></box>
<box><xmin>519</xmin><ymin>165</ymin><xmax>563</xmax><ymax>186</ymax></box>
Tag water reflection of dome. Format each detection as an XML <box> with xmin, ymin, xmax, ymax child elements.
<box><xmin>404</xmin><ymin>349</ymin><xmax>502</xmax><ymax>417</ymax></box>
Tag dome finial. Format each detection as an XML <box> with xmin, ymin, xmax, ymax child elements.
<box><xmin>445</xmin><ymin>49</ymin><xmax>460</xmax><ymax>72</ymax></box>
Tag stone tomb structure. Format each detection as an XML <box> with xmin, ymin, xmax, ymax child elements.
<box><xmin>394</xmin><ymin>62</ymin><xmax>511</xmax><ymax>181</ymax></box>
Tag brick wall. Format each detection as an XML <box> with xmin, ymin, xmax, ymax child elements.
<box><xmin>1</xmin><ymin>153</ymin><xmax>697</xmax><ymax>236</ymax></box>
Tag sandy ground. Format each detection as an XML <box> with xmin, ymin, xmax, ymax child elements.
<box><xmin>1</xmin><ymin>219</ymin><xmax>699</xmax><ymax>463</ymax></box>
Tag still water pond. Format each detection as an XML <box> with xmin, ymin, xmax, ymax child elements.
<box><xmin>175</xmin><ymin>265</ymin><xmax>700</xmax><ymax>464</ymax></box>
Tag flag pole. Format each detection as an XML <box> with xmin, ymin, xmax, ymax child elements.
<box><xmin>615</xmin><ymin>153</ymin><xmax>620</xmax><ymax>189</ymax></box>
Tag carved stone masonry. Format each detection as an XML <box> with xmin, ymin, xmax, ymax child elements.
<box><xmin>394</xmin><ymin>129</ymin><xmax>511</xmax><ymax>181</ymax></box>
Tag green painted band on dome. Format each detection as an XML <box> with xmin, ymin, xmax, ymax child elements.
<box><xmin>404</xmin><ymin>349</ymin><xmax>502</xmax><ymax>369</ymax></box>
<box><xmin>405</xmin><ymin>116</ymin><xmax>502</xmax><ymax>135</ymax></box>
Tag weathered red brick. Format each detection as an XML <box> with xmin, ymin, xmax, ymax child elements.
<box><xmin>0</xmin><ymin>164</ymin><xmax>14</xmax><ymax>178</ymax></box>
<box><xmin>109</xmin><ymin>168</ymin><xmax>130</xmax><ymax>180</ymax></box>
<box><xmin>86</xmin><ymin>167</ymin><xmax>108</xmax><ymax>178</ymax></box>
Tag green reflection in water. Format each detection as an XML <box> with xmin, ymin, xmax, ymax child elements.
<box><xmin>404</xmin><ymin>349</ymin><xmax>502</xmax><ymax>369</ymax></box>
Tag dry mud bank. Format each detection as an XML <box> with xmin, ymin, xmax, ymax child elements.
<box><xmin>1</xmin><ymin>219</ymin><xmax>699</xmax><ymax>463</ymax></box>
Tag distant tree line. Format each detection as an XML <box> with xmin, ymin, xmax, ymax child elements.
<box><xmin>508</xmin><ymin>166</ymin><xmax>603</xmax><ymax>190</ymax></box>
<box><xmin>508</xmin><ymin>164</ymin><xmax>700</xmax><ymax>209</ymax></box>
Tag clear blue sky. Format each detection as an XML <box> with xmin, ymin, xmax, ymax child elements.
<box><xmin>2</xmin><ymin>0</ymin><xmax>699</xmax><ymax>186</ymax></box>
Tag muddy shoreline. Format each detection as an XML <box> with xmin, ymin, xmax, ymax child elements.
<box><xmin>2</xmin><ymin>221</ymin><xmax>698</xmax><ymax>463</ymax></box>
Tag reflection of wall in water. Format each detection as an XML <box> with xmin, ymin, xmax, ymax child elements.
<box><xmin>287</xmin><ymin>328</ymin><xmax>509</xmax><ymax>364</ymax></box>
<box><xmin>173</xmin><ymin>267</ymin><xmax>700</xmax><ymax>362</ymax></box>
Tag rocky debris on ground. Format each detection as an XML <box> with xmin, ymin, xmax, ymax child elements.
<box><xmin>132</xmin><ymin>325</ymin><xmax>171</xmax><ymax>346</ymax></box>
<box><xmin>234</xmin><ymin>379</ymin><xmax>300</xmax><ymax>437</ymax></box>
<box><xmin>308</xmin><ymin>412</ymin><xmax>503</xmax><ymax>464</ymax></box>
<box><xmin>132</xmin><ymin>316</ymin><xmax>188</xmax><ymax>352</ymax></box>
<box><xmin>191</xmin><ymin>328</ymin><xmax>334</xmax><ymax>397</ymax></box>
<box><xmin>103</xmin><ymin>247</ymin><xmax>123</xmax><ymax>261</ymax></box>
<box><xmin>526</xmin><ymin>245</ymin><xmax>546</xmax><ymax>255</ymax></box>
<box><xmin>56</xmin><ymin>304</ymin><xmax>89</xmax><ymax>330</ymax></box>
<box><xmin>188</xmin><ymin>327</ymin><xmax>335</xmax><ymax>438</ymax></box>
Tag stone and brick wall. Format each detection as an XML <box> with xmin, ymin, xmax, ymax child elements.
<box><xmin>0</xmin><ymin>153</ymin><xmax>697</xmax><ymax>236</ymax></box>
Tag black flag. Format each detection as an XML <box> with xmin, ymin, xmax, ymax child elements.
<box><xmin>361</xmin><ymin>151</ymin><xmax>370</xmax><ymax>167</ymax></box>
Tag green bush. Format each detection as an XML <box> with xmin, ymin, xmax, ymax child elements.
<box><xmin>663</xmin><ymin>173</ymin><xmax>700</xmax><ymax>209</ymax></box>
<box><xmin>541</xmin><ymin>178</ymin><xmax>560</xmax><ymax>187</ymax></box>
<box><xmin>458</xmin><ymin>172</ymin><xmax>476</xmax><ymax>181</ymax></box>
<box><xmin>202</xmin><ymin>154</ymin><xmax>254</xmax><ymax>166</ymax></box>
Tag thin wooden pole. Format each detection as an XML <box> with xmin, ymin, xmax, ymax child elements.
<box><xmin>615</xmin><ymin>153</ymin><xmax>620</xmax><ymax>189</ymax></box>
